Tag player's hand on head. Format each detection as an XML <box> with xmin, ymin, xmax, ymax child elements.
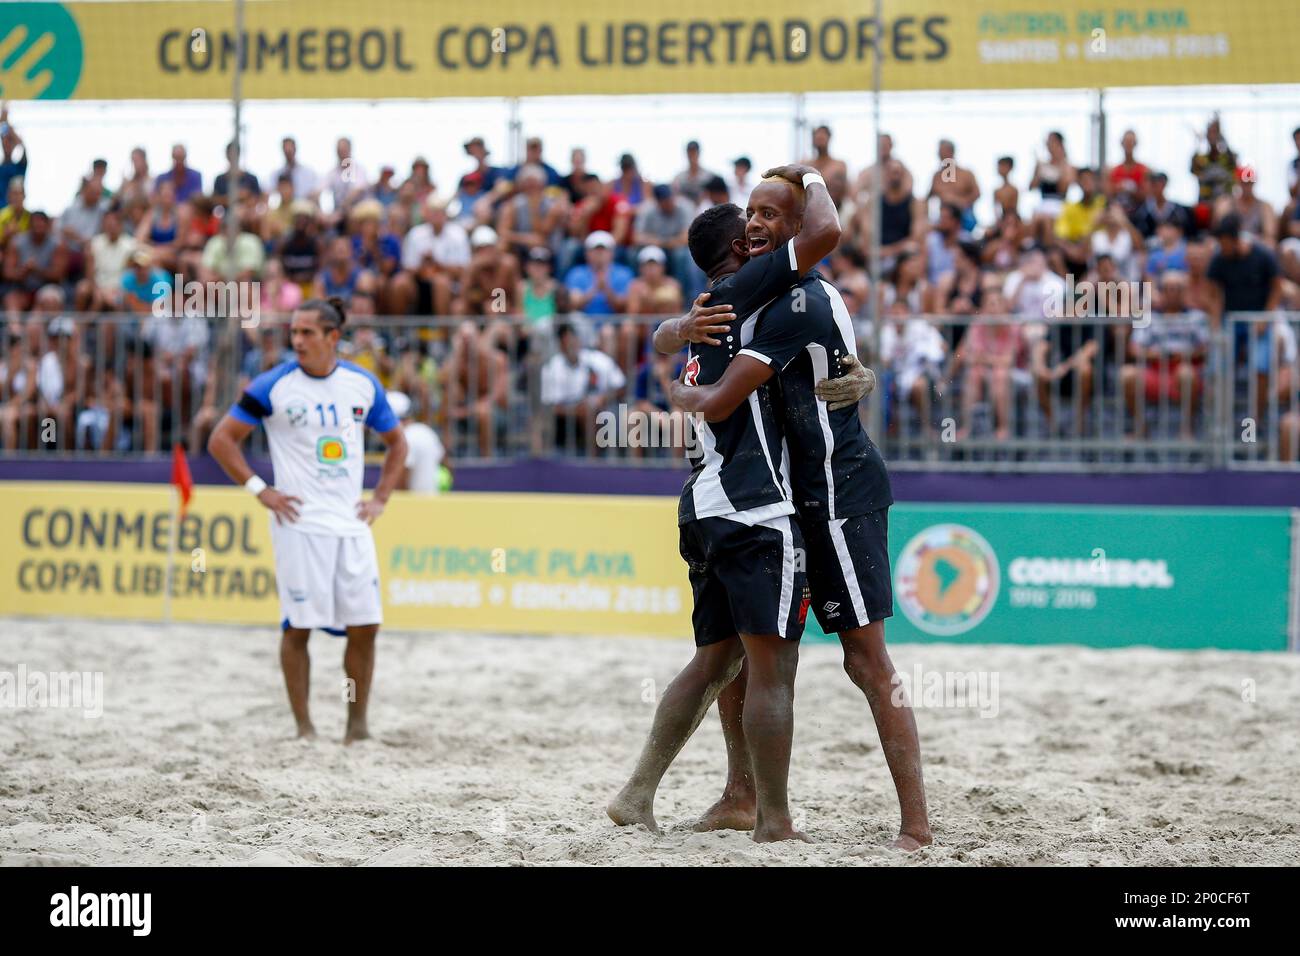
<box><xmin>258</xmin><ymin>488</ymin><xmax>303</xmax><ymax>524</ymax></box>
<box><xmin>815</xmin><ymin>354</ymin><xmax>876</xmax><ymax>411</ymax></box>
<box><xmin>679</xmin><ymin>292</ymin><xmax>734</xmax><ymax>346</ymax></box>
<box><xmin>356</xmin><ymin>498</ymin><xmax>385</xmax><ymax>525</ymax></box>
<box><xmin>763</xmin><ymin>163</ymin><xmax>817</xmax><ymax>184</ymax></box>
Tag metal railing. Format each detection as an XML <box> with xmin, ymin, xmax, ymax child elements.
<box><xmin>2</xmin><ymin>311</ymin><xmax>1298</xmax><ymax>471</ymax></box>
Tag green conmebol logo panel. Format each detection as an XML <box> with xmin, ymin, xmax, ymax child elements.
<box><xmin>0</xmin><ymin>3</ymin><xmax>83</xmax><ymax>100</ymax></box>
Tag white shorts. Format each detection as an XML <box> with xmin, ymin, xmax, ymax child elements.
<box><xmin>270</xmin><ymin>522</ymin><xmax>383</xmax><ymax>632</ymax></box>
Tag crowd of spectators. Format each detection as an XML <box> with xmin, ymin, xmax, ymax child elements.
<box><xmin>2</xmin><ymin>104</ymin><xmax>1300</xmax><ymax>460</ymax></box>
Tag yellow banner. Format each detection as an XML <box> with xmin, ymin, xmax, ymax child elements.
<box><xmin>0</xmin><ymin>1</ymin><xmax>1295</xmax><ymax>102</ymax></box>
<box><xmin>1</xmin><ymin>483</ymin><xmax>691</xmax><ymax>638</ymax></box>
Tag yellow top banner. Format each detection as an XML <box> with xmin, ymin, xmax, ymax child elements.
<box><xmin>0</xmin><ymin>0</ymin><xmax>1295</xmax><ymax>101</ymax></box>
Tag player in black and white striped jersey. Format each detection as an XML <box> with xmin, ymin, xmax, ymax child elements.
<box><xmin>667</xmin><ymin>173</ymin><xmax>932</xmax><ymax>851</ymax></box>
<box><xmin>607</xmin><ymin>167</ymin><xmax>868</xmax><ymax>843</ymax></box>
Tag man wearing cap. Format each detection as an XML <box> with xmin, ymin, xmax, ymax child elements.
<box><xmin>464</xmin><ymin>136</ymin><xmax>507</xmax><ymax>194</ymax></box>
<box><xmin>626</xmin><ymin>246</ymin><xmax>683</xmax><ymax>317</ymax></box>
<box><xmin>322</xmin><ymin>136</ymin><xmax>370</xmax><ymax>214</ymax></box>
<box><xmin>387</xmin><ymin>390</ymin><xmax>448</xmax><ymax>494</ymax></box>
<box><xmin>634</xmin><ymin>184</ymin><xmax>693</xmax><ymax>289</ymax></box>
<box><xmin>121</xmin><ymin>248</ymin><xmax>171</xmax><ymax>314</ymax></box>
<box><xmin>672</xmin><ymin>141</ymin><xmax>717</xmax><ymax>205</ymax></box>
<box><xmin>564</xmin><ymin>230</ymin><xmax>632</xmax><ymax>318</ymax></box>
<box><xmin>456</xmin><ymin>224</ymin><xmax>520</xmax><ymax>315</ymax></box>
<box><xmin>396</xmin><ymin>195</ymin><xmax>470</xmax><ymax>316</ymax></box>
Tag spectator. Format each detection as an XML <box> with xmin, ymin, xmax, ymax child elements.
<box><xmin>154</xmin><ymin>144</ymin><xmax>202</xmax><ymax>202</ymax></box>
<box><xmin>671</xmin><ymin>140</ymin><xmax>716</xmax><ymax>205</ymax></box>
<box><xmin>314</xmin><ymin>234</ymin><xmax>373</xmax><ymax>305</ymax></box>
<box><xmin>1107</xmin><ymin>129</ymin><xmax>1149</xmax><ymax>218</ymax></box>
<box><xmin>925</xmin><ymin>202</ymin><xmax>967</xmax><ymax>287</ymax></box>
<box><xmin>981</xmin><ymin>209</ymin><xmax>1031</xmax><ymax>272</ymax></box>
<box><xmin>1029</xmin><ymin>131</ymin><xmax>1075</xmax><ymax>246</ymax></box>
<box><xmin>1054</xmin><ymin>166</ymin><xmax>1105</xmax><ymax>276</ymax></box>
<box><xmin>456</xmin><ymin>224</ymin><xmax>520</xmax><ymax>316</ymax></box>
<box><xmin>200</xmin><ymin>210</ymin><xmax>265</xmax><ymax>284</ymax></box>
<box><xmin>803</xmin><ymin>125</ymin><xmax>849</xmax><ymax>208</ymax></box>
<box><xmin>879</xmin><ymin>300</ymin><xmax>946</xmax><ymax>438</ymax></box>
<box><xmin>3</xmin><ymin>211</ymin><xmax>64</xmax><ymax>311</ymax></box>
<box><xmin>506</xmin><ymin>137</ymin><xmax>563</xmax><ymax>189</ymax></box>
<box><xmin>1145</xmin><ymin>219</ymin><xmax>1189</xmax><ymax>279</ymax></box>
<box><xmin>849</xmin><ymin>158</ymin><xmax>926</xmax><ymax>272</ymax></box>
<box><xmin>443</xmin><ymin>319</ymin><xmax>509</xmax><ymax>457</ymax></box>
<box><xmin>239</xmin><ymin>323</ymin><xmax>290</xmax><ymax>383</ymax></box>
<box><xmin>952</xmin><ymin>276</ymin><xmax>1022</xmax><ymax>441</ymax></box>
<box><xmin>120</xmin><ymin>248</ymin><xmax>171</xmax><ymax>314</ymax></box>
<box><xmin>1213</xmin><ymin>167</ymin><xmax>1276</xmax><ymax>246</ymax></box>
<box><xmin>561</xmin><ymin>148</ymin><xmax>589</xmax><ymax>205</ymax></box>
<box><xmin>322</xmin><ymin>136</ymin><xmax>370</xmax><ymax>215</ymax></box>
<box><xmin>0</xmin><ymin>105</ymin><xmax>27</xmax><ymax>209</ymax></box>
<box><xmin>1208</xmin><ymin>212</ymin><xmax>1281</xmax><ymax>345</ymax></box>
<box><xmin>1004</xmin><ymin>246</ymin><xmax>1066</xmax><ymax>320</ymax></box>
<box><xmin>78</xmin><ymin>207</ymin><xmax>137</xmax><ymax>311</ymax></box>
<box><xmin>497</xmin><ymin>163</ymin><xmax>566</xmax><ymax>261</ymax></box>
<box><xmin>372</xmin><ymin>165</ymin><xmax>399</xmax><ymax>206</ymax></box>
<box><xmin>1121</xmin><ymin>270</ymin><xmax>1209</xmax><ymax>440</ymax></box>
<box><xmin>517</xmin><ymin>245</ymin><xmax>568</xmax><ymax>330</ymax></box>
<box><xmin>275</xmin><ymin>200</ymin><xmax>322</xmax><ymax>289</ymax></box>
<box><xmin>633</xmin><ymin>184</ymin><xmax>693</xmax><ymax>286</ymax></box>
<box><xmin>1132</xmin><ymin>170</ymin><xmax>1192</xmax><ymax>240</ymax></box>
<box><xmin>928</xmin><ymin>139</ymin><xmax>980</xmax><ymax>232</ymax></box>
<box><xmin>135</xmin><ymin>178</ymin><xmax>181</xmax><ymax>271</ymax></box>
<box><xmin>993</xmin><ymin>156</ymin><xmax>1018</xmax><ymax>219</ymax></box>
<box><xmin>1288</xmin><ymin>126</ymin><xmax>1300</xmax><ymax>203</ymax></box>
<box><xmin>397</xmin><ymin>195</ymin><xmax>470</xmax><ymax>316</ymax></box>
<box><xmin>404</xmin><ymin>157</ymin><xmax>437</xmax><ymax>206</ymax></box>
<box><xmin>0</xmin><ymin>315</ymin><xmax>57</xmax><ymax>449</ymax></box>
<box><xmin>270</xmin><ymin>136</ymin><xmax>318</xmax><ymax>200</ymax></box>
<box><xmin>388</xmin><ymin>390</ymin><xmax>447</xmax><ymax>493</ymax></box>
<box><xmin>58</xmin><ymin>179</ymin><xmax>106</xmax><ymax>254</ymax></box>
<box><xmin>256</xmin><ymin>258</ymin><xmax>304</xmax><ymax>319</ymax></box>
<box><xmin>626</xmin><ymin>245</ymin><xmax>683</xmax><ymax>317</ymax></box>
<box><xmin>539</xmin><ymin>322</ymin><xmax>626</xmax><ymax>454</ymax></box>
<box><xmin>610</xmin><ymin>153</ymin><xmax>649</xmax><ymax>208</ymax></box>
<box><xmin>1190</xmin><ymin>116</ymin><xmax>1238</xmax><ymax>226</ymax></box>
<box><xmin>118</xmin><ymin>147</ymin><xmax>151</xmax><ymax>205</ymax></box>
<box><xmin>0</xmin><ymin>176</ymin><xmax>30</xmax><ymax>246</ymax></box>
<box><xmin>726</xmin><ymin>156</ymin><xmax>754</xmax><ymax>205</ymax></box>
<box><xmin>213</xmin><ymin>141</ymin><xmax>260</xmax><ymax>205</ymax></box>
<box><xmin>463</xmin><ymin>137</ymin><xmax>507</xmax><ymax>195</ymax></box>
<box><xmin>348</xmin><ymin>199</ymin><xmax>401</xmax><ymax>308</ymax></box>
<box><xmin>565</xmin><ymin>230</ymin><xmax>632</xmax><ymax>320</ymax></box>
<box><xmin>1090</xmin><ymin>200</ymin><xmax>1143</xmax><ymax>281</ymax></box>
<box><xmin>566</xmin><ymin>173</ymin><xmax>632</xmax><ymax>272</ymax></box>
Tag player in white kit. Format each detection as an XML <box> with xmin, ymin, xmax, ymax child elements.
<box><xmin>208</xmin><ymin>298</ymin><xmax>408</xmax><ymax>743</ymax></box>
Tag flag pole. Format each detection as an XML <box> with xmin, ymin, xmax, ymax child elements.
<box><xmin>164</xmin><ymin>484</ymin><xmax>179</xmax><ymax>624</ymax></box>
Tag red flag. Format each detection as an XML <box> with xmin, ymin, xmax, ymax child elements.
<box><xmin>171</xmin><ymin>444</ymin><xmax>193</xmax><ymax>517</ymax></box>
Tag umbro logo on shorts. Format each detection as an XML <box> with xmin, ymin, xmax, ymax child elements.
<box><xmin>824</xmin><ymin>601</ymin><xmax>841</xmax><ymax>615</ymax></box>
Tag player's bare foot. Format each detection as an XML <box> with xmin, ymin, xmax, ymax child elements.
<box><xmin>343</xmin><ymin>722</ymin><xmax>370</xmax><ymax>745</ymax></box>
<box><xmin>891</xmin><ymin>830</ymin><xmax>933</xmax><ymax>851</ymax></box>
<box><xmin>692</xmin><ymin>795</ymin><xmax>756</xmax><ymax>832</ymax></box>
<box><xmin>752</xmin><ymin>823</ymin><xmax>813</xmax><ymax>844</ymax></box>
<box><xmin>296</xmin><ymin>722</ymin><xmax>317</xmax><ymax>740</ymax></box>
<box><xmin>606</xmin><ymin>790</ymin><xmax>660</xmax><ymax>834</ymax></box>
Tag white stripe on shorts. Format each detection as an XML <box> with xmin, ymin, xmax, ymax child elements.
<box><xmin>828</xmin><ymin>517</ymin><xmax>870</xmax><ymax>625</ymax></box>
<box><xmin>770</xmin><ymin>515</ymin><xmax>796</xmax><ymax>632</ymax></box>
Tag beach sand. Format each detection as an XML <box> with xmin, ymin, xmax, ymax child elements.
<box><xmin>3</xmin><ymin>618</ymin><xmax>1298</xmax><ymax>866</ymax></box>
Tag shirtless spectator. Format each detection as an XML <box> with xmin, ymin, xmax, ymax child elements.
<box><xmin>455</xmin><ymin>225</ymin><xmax>520</xmax><ymax>316</ymax></box>
<box><xmin>443</xmin><ymin>319</ymin><xmax>509</xmax><ymax>457</ymax></box>
<box><xmin>928</xmin><ymin>139</ymin><xmax>980</xmax><ymax>231</ymax></box>
<box><xmin>803</xmin><ymin>125</ymin><xmax>849</xmax><ymax>208</ymax></box>
<box><xmin>993</xmin><ymin>156</ymin><xmax>1018</xmax><ymax>219</ymax></box>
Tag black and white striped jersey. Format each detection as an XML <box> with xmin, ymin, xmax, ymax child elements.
<box><xmin>677</xmin><ymin>243</ymin><xmax>801</xmax><ymax>526</ymax></box>
<box><xmin>740</xmin><ymin>273</ymin><xmax>894</xmax><ymax>522</ymax></box>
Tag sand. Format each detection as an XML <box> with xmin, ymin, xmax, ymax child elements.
<box><xmin>2</xmin><ymin>617</ymin><xmax>1298</xmax><ymax>866</ymax></box>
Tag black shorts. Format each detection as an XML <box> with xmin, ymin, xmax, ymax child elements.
<box><xmin>679</xmin><ymin>514</ymin><xmax>809</xmax><ymax>646</ymax></box>
<box><xmin>802</xmin><ymin>508</ymin><xmax>894</xmax><ymax>633</ymax></box>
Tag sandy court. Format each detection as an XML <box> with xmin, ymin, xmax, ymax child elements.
<box><xmin>2</xmin><ymin>617</ymin><xmax>1298</xmax><ymax>866</ymax></box>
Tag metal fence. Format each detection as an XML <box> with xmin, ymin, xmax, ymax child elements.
<box><xmin>2</xmin><ymin>311</ymin><xmax>1298</xmax><ymax>471</ymax></box>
